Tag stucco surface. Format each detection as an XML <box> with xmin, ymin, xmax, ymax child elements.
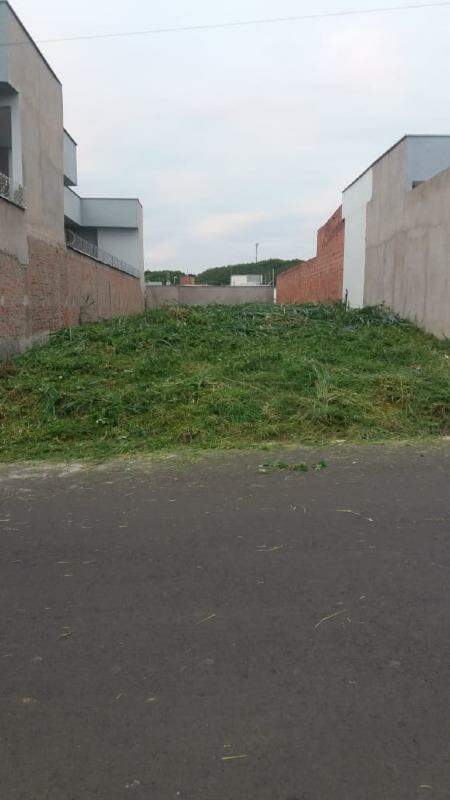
<box><xmin>0</xmin><ymin>195</ymin><xmax>27</xmax><ymax>262</ymax></box>
<box><xmin>365</xmin><ymin>155</ymin><xmax>450</xmax><ymax>338</ymax></box>
<box><xmin>146</xmin><ymin>285</ymin><xmax>274</xmax><ymax>308</ymax></box>
<box><xmin>2</xmin><ymin>3</ymin><xmax>64</xmax><ymax>245</ymax></box>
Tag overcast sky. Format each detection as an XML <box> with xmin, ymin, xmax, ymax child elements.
<box><xmin>11</xmin><ymin>0</ymin><xmax>450</xmax><ymax>271</ymax></box>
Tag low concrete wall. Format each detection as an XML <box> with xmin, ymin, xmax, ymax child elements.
<box><xmin>146</xmin><ymin>285</ymin><xmax>274</xmax><ymax>308</ymax></box>
<box><xmin>365</xmin><ymin>160</ymin><xmax>450</xmax><ymax>338</ymax></box>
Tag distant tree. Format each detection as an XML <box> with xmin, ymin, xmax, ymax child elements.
<box><xmin>196</xmin><ymin>259</ymin><xmax>302</xmax><ymax>286</ymax></box>
<box><xmin>144</xmin><ymin>270</ymin><xmax>185</xmax><ymax>286</ymax></box>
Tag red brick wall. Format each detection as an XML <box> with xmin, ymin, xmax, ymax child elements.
<box><xmin>0</xmin><ymin>237</ymin><xmax>144</xmax><ymax>358</ymax></box>
<box><xmin>277</xmin><ymin>207</ymin><xmax>345</xmax><ymax>305</ymax></box>
<box><xmin>27</xmin><ymin>238</ymin><xmax>65</xmax><ymax>337</ymax></box>
<box><xmin>63</xmin><ymin>247</ymin><xmax>144</xmax><ymax>326</ymax></box>
<box><xmin>0</xmin><ymin>252</ymin><xmax>29</xmax><ymax>353</ymax></box>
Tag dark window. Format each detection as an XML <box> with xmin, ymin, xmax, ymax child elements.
<box><xmin>0</xmin><ymin>107</ymin><xmax>12</xmax><ymax>177</ymax></box>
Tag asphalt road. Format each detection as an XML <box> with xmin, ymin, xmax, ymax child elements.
<box><xmin>0</xmin><ymin>442</ymin><xmax>449</xmax><ymax>800</ymax></box>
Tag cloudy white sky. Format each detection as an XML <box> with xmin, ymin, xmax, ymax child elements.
<box><xmin>11</xmin><ymin>0</ymin><xmax>450</xmax><ymax>270</ymax></box>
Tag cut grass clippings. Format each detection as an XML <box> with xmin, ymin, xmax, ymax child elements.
<box><xmin>0</xmin><ymin>303</ymin><xmax>449</xmax><ymax>462</ymax></box>
<box><xmin>258</xmin><ymin>460</ymin><xmax>313</xmax><ymax>474</ymax></box>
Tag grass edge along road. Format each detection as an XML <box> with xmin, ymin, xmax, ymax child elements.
<box><xmin>0</xmin><ymin>303</ymin><xmax>449</xmax><ymax>462</ymax></box>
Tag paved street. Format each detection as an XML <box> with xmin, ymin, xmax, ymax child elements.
<box><xmin>1</xmin><ymin>442</ymin><xmax>449</xmax><ymax>800</ymax></box>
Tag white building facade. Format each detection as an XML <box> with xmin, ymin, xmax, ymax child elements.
<box><xmin>342</xmin><ymin>135</ymin><xmax>450</xmax><ymax>337</ymax></box>
<box><xmin>63</xmin><ymin>132</ymin><xmax>144</xmax><ymax>279</ymax></box>
<box><xmin>0</xmin><ymin>1</ymin><xmax>145</xmax><ymax>357</ymax></box>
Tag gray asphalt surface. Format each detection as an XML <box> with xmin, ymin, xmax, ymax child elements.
<box><xmin>0</xmin><ymin>442</ymin><xmax>449</xmax><ymax>800</ymax></box>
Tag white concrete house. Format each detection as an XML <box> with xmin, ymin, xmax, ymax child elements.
<box><xmin>63</xmin><ymin>132</ymin><xmax>144</xmax><ymax>279</ymax></box>
<box><xmin>0</xmin><ymin>0</ymin><xmax>145</xmax><ymax>357</ymax></box>
<box><xmin>342</xmin><ymin>135</ymin><xmax>450</xmax><ymax>337</ymax></box>
<box><xmin>0</xmin><ymin>0</ymin><xmax>144</xmax><ymax>279</ymax></box>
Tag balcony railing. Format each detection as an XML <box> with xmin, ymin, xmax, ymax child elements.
<box><xmin>65</xmin><ymin>229</ymin><xmax>141</xmax><ymax>279</ymax></box>
<box><xmin>0</xmin><ymin>172</ymin><xmax>24</xmax><ymax>207</ymax></box>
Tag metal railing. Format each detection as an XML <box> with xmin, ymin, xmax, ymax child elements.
<box><xmin>0</xmin><ymin>172</ymin><xmax>24</xmax><ymax>207</ymax></box>
<box><xmin>65</xmin><ymin>229</ymin><xmax>141</xmax><ymax>279</ymax></box>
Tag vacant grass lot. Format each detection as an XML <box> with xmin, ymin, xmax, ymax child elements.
<box><xmin>0</xmin><ymin>304</ymin><xmax>449</xmax><ymax>461</ymax></box>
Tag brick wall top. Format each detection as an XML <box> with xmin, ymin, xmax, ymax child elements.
<box><xmin>277</xmin><ymin>206</ymin><xmax>343</xmax><ymax>281</ymax></box>
<box><xmin>277</xmin><ymin>205</ymin><xmax>345</xmax><ymax>305</ymax></box>
<box><xmin>317</xmin><ymin>206</ymin><xmax>343</xmax><ymax>253</ymax></box>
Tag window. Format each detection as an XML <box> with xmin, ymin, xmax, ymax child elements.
<box><xmin>0</xmin><ymin>106</ymin><xmax>12</xmax><ymax>178</ymax></box>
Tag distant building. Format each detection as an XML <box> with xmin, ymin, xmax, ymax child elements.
<box><xmin>231</xmin><ymin>275</ymin><xmax>263</xmax><ymax>287</ymax></box>
<box><xmin>180</xmin><ymin>275</ymin><xmax>196</xmax><ymax>286</ymax></box>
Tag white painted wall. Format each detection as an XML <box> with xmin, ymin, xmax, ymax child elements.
<box><xmin>64</xmin><ymin>186</ymin><xmax>81</xmax><ymax>224</ymax></box>
<box><xmin>96</xmin><ymin>201</ymin><xmax>144</xmax><ymax>274</ymax></box>
<box><xmin>81</xmin><ymin>198</ymin><xmax>142</xmax><ymax>229</ymax></box>
<box><xmin>342</xmin><ymin>169</ymin><xmax>373</xmax><ymax>307</ymax></box>
<box><xmin>63</xmin><ymin>131</ymin><xmax>77</xmax><ymax>187</ymax></box>
<box><xmin>64</xmin><ymin>192</ymin><xmax>144</xmax><ymax>274</ymax></box>
<box><xmin>97</xmin><ymin>227</ymin><xmax>142</xmax><ymax>271</ymax></box>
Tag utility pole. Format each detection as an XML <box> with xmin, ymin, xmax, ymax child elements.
<box><xmin>255</xmin><ymin>242</ymin><xmax>259</xmax><ymax>264</ymax></box>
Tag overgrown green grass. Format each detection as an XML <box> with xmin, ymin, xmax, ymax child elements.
<box><xmin>0</xmin><ymin>304</ymin><xmax>449</xmax><ymax>461</ymax></box>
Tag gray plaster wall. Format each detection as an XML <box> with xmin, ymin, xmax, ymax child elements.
<box><xmin>64</xmin><ymin>187</ymin><xmax>82</xmax><ymax>225</ymax></box>
<box><xmin>146</xmin><ymin>285</ymin><xmax>274</xmax><ymax>308</ymax></box>
<box><xmin>80</xmin><ymin>198</ymin><xmax>142</xmax><ymax>230</ymax></box>
<box><xmin>1</xmin><ymin>2</ymin><xmax>65</xmax><ymax>245</ymax></box>
<box><xmin>0</xmin><ymin>194</ymin><xmax>28</xmax><ymax>263</ymax></box>
<box><xmin>365</xmin><ymin>148</ymin><xmax>450</xmax><ymax>338</ymax></box>
<box><xmin>0</xmin><ymin>5</ymin><xmax>9</xmax><ymax>81</ymax></box>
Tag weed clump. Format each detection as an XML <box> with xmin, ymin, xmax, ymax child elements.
<box><xmin>0</xmin><ymin>303</ymin><xmax>448</xmax><ymax>461</ymax></box>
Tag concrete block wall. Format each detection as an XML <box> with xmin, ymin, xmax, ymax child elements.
<box><xmin>146</xmin><ymin>285</ymin><xmax>274</xmax><ymax>308</ymax></box>
<box><xmin>277</xmin><ymin>207</ymin><xmax>345</xmax><ymax>305</ymax></box>
<box><xmin>365</xmin><ymin>161</ymin><xmax>450</xmax><ymax>338</ymax></box>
